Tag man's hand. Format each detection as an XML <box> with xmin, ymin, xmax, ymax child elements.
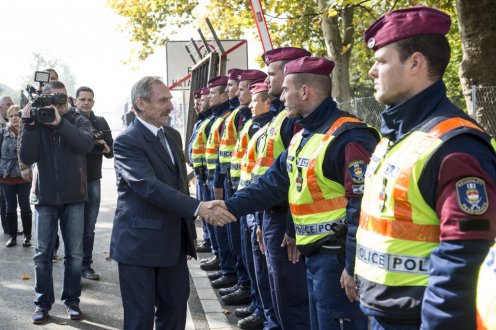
<box><xmin>281</xmin><ymin>234</ymin><xmax>300</xmax><ymax>263</ymax></box>
<box><xmin>96</xmin><ymin>139</ymin><xmax>111</xmax><ymax>154</ymax></box>
<box><xmin>213</xmin><ymin>187</ymin><xmax>224</xmax><ymax>200</ymax></box>
<box><xmin>340</xmin><ymin>269</ymin><xmax>359</xmax><ymax>302</ymax></box>
<box><xmin>46</xmin><ymin>105</ymin><xmax>61</xmax><ymax>126</ymax></box>
<box><xmin>21</xmin><ymin>167</ymin><xmax>32</xmax><ymax>181</ymax></box>
<box><xmin>256</xmin><ymin>226</ymin><xmax>265</xmax><ymax>255</ymax></box>
<box><xmin>199</xmin><ymin>200</ymin><xmax>236</xmax><ymax>227</ymax></box>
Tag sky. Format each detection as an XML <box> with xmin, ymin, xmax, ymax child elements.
<box><xmin>0</xmin><ymin>0</ymin><xmax>262</xmax><ymax>131</ymax></box>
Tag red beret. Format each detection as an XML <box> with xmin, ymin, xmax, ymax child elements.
<box><xmin>249</xmin><ymin>80</ymin><xmax>269</xmax><ymax>95</ymax></box>
<box><xmin>284</xmin><ymin>56</ymin><xmax>334</xmax><ymax>76</ymax></box>
<box><xmin>228</xmin><ymin>68</ymin><xmax>243</xmax><ymax>81</ymax></box>
<box><xmin>238</xmin><ymin>69</ymin><xmax>267</xmax><ymax>82</ymax></box>
<box><xmin>193</xmin><ymin>89</ymin><xmax>202</xmax><ymax>98</ymax></box>
<box><xmin>208</xmin><ymin>76</ymin><xmax>229</xmax><ymax>88</ymax></box>
<box><xmin>364</xmin><ymin>6</ymin><xmax>451</xmax><ymax>51</ymax></box>
<box><xmin>200</xmin><ymin>87</ymin><xmax>210</xmax><ymax>96</ymax></box>
<box><xmin>262</xmin><ymin>47</ymin><xmax>311</xmax><ymax>65</ymax></box>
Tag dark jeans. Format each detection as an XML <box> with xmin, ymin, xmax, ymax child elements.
<box><xmin>1</xmin><ymin>183</ymin><xmax>30</xmax><ymax>214</ymax></box>
<box><xmin>83</xmin><ymin>179</ymin><xmax>101</xmax><ymax>267</ymax></box>
<box><xmin>34</xmin><ymin>203</ymin><xmax>84</xmax><ymax>309</ymax></box>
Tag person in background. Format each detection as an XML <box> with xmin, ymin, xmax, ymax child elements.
<box><xmin>75</xmin><ymin>86</ymin><xmax>113</xmax><ymax>281</ymax></box>
<box><xmin>0</xmin><ymin>96</ymin><xmax>13</xmax><ymax>234</ymax></box>
<box><xmin>1</xmin><ymin>105</ymin><xmax>32</xmax><ymax>248</ymax></box>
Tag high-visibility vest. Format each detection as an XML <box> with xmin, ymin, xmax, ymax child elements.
<box><xmin>287</xmin><ymin>117</ymin><xmax>364</xmax><ymax>247</ymax></box>
<box><xmin>476</xmin><ymin>241</ymin><xmax>496</xmax><ymax>330</ymax></box>
<box><xmin>231</xmin><ymin>118</ymin><xmax>253</xmax><ymax>189</ymax></box>
<box><xmin>219</xmin><ymin>107</ymin><xmax>242</xmax><ymax>174</ymax></box>
<box><xmin>238</xmin><ymin>125</ymin><xmax>269</xmax><ymax>190</ymax></box>
<box><xmin>191</xmin><ymin>116</ymin><xmax>213</xmax><ymax>169</ymax></box>
<box><xmin>356</xmin><ymin>116</ymin><xmax>496</xmax><ymax>317</ymax></box>
<box><xmin>205</xmin><ymin>111</ymin><xmax>231</xmax><ymax>173</ymax></box>
<box><xmin>251</xmin><ymin>110</ymin><xmax>287</xmax><ymax>182</ymax></box>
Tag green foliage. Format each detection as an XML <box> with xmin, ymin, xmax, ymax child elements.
<box><xmin>108</xmin><ymin>0</ymin><xmax>464</xmax><ymax>105</ymax></box>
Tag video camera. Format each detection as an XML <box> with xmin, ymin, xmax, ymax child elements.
<box><xmin>22</xmin><ymin>71</ymin><xmax>67</xmax><ymax>124</ymax></box>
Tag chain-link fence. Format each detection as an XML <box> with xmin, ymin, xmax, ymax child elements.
<box><xmin>339</xmin><ymin>96</ymin><xmax>384</xmax><ymax>130</ymax></box>
<box><xmin>473</xmin><ymin>86</ymin><xmax>496</xmax><ymax>137</ymax></box>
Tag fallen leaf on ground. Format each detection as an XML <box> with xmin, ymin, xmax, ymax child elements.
<box><xmin>222</xmin><ymin>309</ymin><xmax>230</xmax><ymax>314</ymax></box>
<box><xmin>21</xmin><ymin>274</ymin><xmax>30</xmax><ymax>280</ymax></box>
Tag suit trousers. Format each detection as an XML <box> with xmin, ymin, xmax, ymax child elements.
<box><xmin>118</xmin><ymin>256</ymin><xmax>189</xmax><ymax>330</ymax></box>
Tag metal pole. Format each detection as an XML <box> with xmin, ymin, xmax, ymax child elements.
<box><xmin>184</xmin><ymin>45</ymin><xmax>197</xmax><ymax>64</ymax></box>
<box><xmin>471</xmin><ymin>85</ymin><xmax>477</xmax><ymax>118</ymax></box>
<box><xmin>206</xmin><ymin>18</ymin><xmax>225</xmax><ymax>55</ymax></box>
<box><xmin>191</xmin><ymin>38</ymin><xmax>203</xmax><ymax>59</ymax></box>
<box><xmin>198</xmin><ymin>29</ymin><xmax>211</xmax><ymax>53</ymax></box>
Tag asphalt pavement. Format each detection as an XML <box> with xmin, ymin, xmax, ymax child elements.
<box><xmin>0</xmin><ymin>156</ymin><xmax>241</xmax><ymax>329</ymax></box>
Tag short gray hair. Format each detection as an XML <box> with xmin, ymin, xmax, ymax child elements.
<box><xmin>0</xmin><ymin>96</ymin><xmax>12</xmax><ymax>107</ymax></box>
<box><xmin>131</xmin><ymin>76</ymin><xmax>164</xmax><ymax>112</ymax></box>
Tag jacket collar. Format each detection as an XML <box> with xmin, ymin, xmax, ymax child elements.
<box><xmin>380</xmin><ymin>80</ymin><xmax>449</xmax><ymax>142</ymax></box>
<box><xmin>270</xmin><ymin>98</ymin><xmax>284</xmax><ymax>114</ymax></box>
<box><xmin>212</xmin><ymin>100</ymin><xmax>231</xmax><ymax>117</ymax></box>
<box><xmin>297</xmin><ymin>97</ymin><xmax>337</xmax><ymax>135</ymax></box>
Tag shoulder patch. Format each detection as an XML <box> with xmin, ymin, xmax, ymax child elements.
<box><xmin>348</xmin><ymin>160</ymin><xmax>366</xmax><ymax>184</ymax></box>
<box><xmin>456</xmin><ymin>177</ymin><xmax>489</xmax><ymax>215</ymax></box>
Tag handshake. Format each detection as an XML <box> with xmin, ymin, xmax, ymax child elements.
<box><xmin>198</xmin><ymin>200</ymin><xmax>236</xmax><ymax>227</ymax></box>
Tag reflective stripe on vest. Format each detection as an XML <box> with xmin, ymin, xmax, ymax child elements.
<box><xmin>219</xmin><ymin>107</ymin><xmax>241</xmax><ymax>173</ymax></box>
<box><xmin>251</xmin><ymin>110</ymin><xmax>287</xmax><ymax>180</ymax></box>
<box><xmin>356</xmin><ymin>116</ymin><xmax>494</xmax><ymax>315</ymax></box>
<box><xmin>231</xmin><ymin>118</ymin><xmax>253</xmax><ymax>184</ymax></box>
<box><xmin>191</xmin><ymin>116</ymin><xmax>213</xmax><ymax>168</ymax></box>
<box><xmin>205</xmin><ymin>112</ymin><xmax>231</xmax><ymax>172</ymax></box>
<box><xmin>238</xmin><ymin>125</ymin><xmax>269</xmax><ymax>190</ymax></box>
<box><xmin>287</xmin><ymin>117</ymin><xmax>362</xmax><ymax>246</ymax></box>
<box><xmin>476</xmin><ymin>242</ymin><xmax>496</xmax><ymax>330</ymax></box>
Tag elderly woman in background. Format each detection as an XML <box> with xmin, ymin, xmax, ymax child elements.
<box><xmin>1</xmin><ymin>105</ymin><xmax>32</xmax><ymax>247</ymax></box>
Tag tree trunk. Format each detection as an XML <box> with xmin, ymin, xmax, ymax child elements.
<box><xmin>455</xmin><ymin>0</ymin><xmax>496</xmax><ymax>112</ymax></box>
<box><xmin>318</xmin><ymin>0</ymin><xmax>354</xmax><ymax>104</ymax></box>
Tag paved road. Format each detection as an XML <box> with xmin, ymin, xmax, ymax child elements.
<box><xmin>0</xmin><ymin>157</ymin><xmax>242</xmax><ymax>329</ymax></box>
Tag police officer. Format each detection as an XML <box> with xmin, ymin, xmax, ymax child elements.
<box><xmin>476</xmin><ymin>241</ymin><xmax>496</xmax><ymax>330</ymax></box>
<box><xmin>219</xmin><ymin>47</ymin><xmax>310</xmax><ymax>329</ymax></box>
<box><xmin>193</xmin><ymin>87</ymin><xmax>221</xmax><ymax>271</ymax></box>
<box><xmin>235</xmin><ymin>81</ymin><xmax>278</xmax><ymax>329</ymax></box>
<box><xmin>189</xmin><ymin>88</ymin><xmax>212</xmax><ymax>253</ymax></box>
<box><xmin>223</xmin><ymin>56</ymin><xmax>377</xmax><ymax>329</ymax></box>
<box><xmin>204</xmin><ymin>76</ymin><xmax>238</xmax><ymax>288</ymax></box>
<box><xmin>217</xmin><ymin>70</ymin><xmax>268</xmax><ymax>306</ymax></box>
<box><xmin>356</xmin><ymin>6</ymin><xmax>496</xmax><ymax>329</ymax></box>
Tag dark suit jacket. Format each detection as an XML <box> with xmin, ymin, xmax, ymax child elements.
<box><xmin>110</xmin><ymin>119</ymin><xmax>199</xmax><ymax>267</ymax></box>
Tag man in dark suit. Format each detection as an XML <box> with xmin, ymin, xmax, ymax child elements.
<box><xmin>110</xmin><ymin>76</ymin><xmax>235</xmax><ymax>330</ymax></box>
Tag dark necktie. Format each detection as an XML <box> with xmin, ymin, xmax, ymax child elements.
<box><xmin>157</xmin><ymin>128</ymin><xmax>175</xmax><ymax>166</ymax></box>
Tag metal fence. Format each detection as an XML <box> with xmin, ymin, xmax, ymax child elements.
<box><xmin>473</xmin><ymin>85</ymin><xmax>496</xmax><ymax>137</ymax></box>
<box><xmin>339</xmin><ymin>96</ymin><xmax>384</xmax><ymax>130</ymax></box>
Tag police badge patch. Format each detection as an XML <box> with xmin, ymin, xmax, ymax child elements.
<box><xmin>348</xmin><ymin>160</ymin><xmax>366</xmax><ymax>184</ymax></box>
<box><xmin>456</xmin><ymin>177</ymin><xmax>489</xmax><ymax>215</ymax></box>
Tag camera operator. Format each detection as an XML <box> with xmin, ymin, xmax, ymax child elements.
<box><xmin>75</xmin><ymin>86</ymin><xmax>113</xmax><ymax>281</ymax></box>
<box><xmin>19</xmin><ymin>80</ymin><xmax>94</xmax><ymax>324</ymax></box>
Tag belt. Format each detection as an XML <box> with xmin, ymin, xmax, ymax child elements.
<box><xmin>266</xmin><ymin>205</ymin><xmax>288</xmax><ymax>213</ymax></box>
<box><xmin>374</xmin><ymin>317</ymin><xmax>420</xmax><ymax>326</ymax></box>
<box><xmin>317</xmin><ymin>243</ymin><xmax>344</xmax><ymax>254</ymax></box>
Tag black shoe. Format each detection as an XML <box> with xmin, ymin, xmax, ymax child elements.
<box><xmin>23</xmin><ymin>235</ymin><xmax>31</xmax><ymax>247</ymax></box>
<box><xmin>66</xmin><ymin>305</ymin><xmax>82</xmax><ymax>320</ymax></box>
<box><xmin>32</xmin><ymin>306</ymin><xmax>49</xmax><ymax>324</ymax></box>
<box><xmin>219</xmin><ymin>283</ymin><xmax>240</xmax><ymax>296</ymax></box>
<box><xmin>222</xmin><ymin>286</ymin><xmax>251</xmax><ymax>305</ymax></box>
<box><xmin>211</xmin><ymin>275</ymin><xmax>237</xmax><ymax>289</ymax></box>
<box><xmin>238</xmin><ymin>312</ymin><xmax>265</xmax><ymax>330</ymax></box>
<box><xmin>207</xmin><ymin>270</ymin><xmax>223</xmax><ymax>281</ymax></box>
<box><xmin>6</xmin><ymin>236</ymin><xmax>16</xmax><ymax>247</ymax></box>
<box><xmin>235</xmin><ymin>306</ymin><xmax>254</xmax><ymax>318</ymax></box>
<box><xmin>196</xmin><ymin>240</ymin><xmax>211</xmax><ymax>253</ymax></box>
<box><xmin>200</xmin><ymin>255</ymin><xmax>216</xmax><ymax>264</ymax></box>
<box><xmin>82</xmin><ymin>267</ymin><xmax>100</xmax><ymax>280</ymax></box>
<box><xmin>200</xmin><ymin>256</ymin><xmax>220</xmax><ymax>271</ymax></box>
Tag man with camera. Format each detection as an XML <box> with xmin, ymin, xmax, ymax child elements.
<box><xmin>19</xmin><ymin>80</ymin><xmax>94</xmax><ymax>324</ymax></box>
<box><xmin>75</xmin><ymin>86</ymin><xmax>113</xmax><ymax>281</ymax></box>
